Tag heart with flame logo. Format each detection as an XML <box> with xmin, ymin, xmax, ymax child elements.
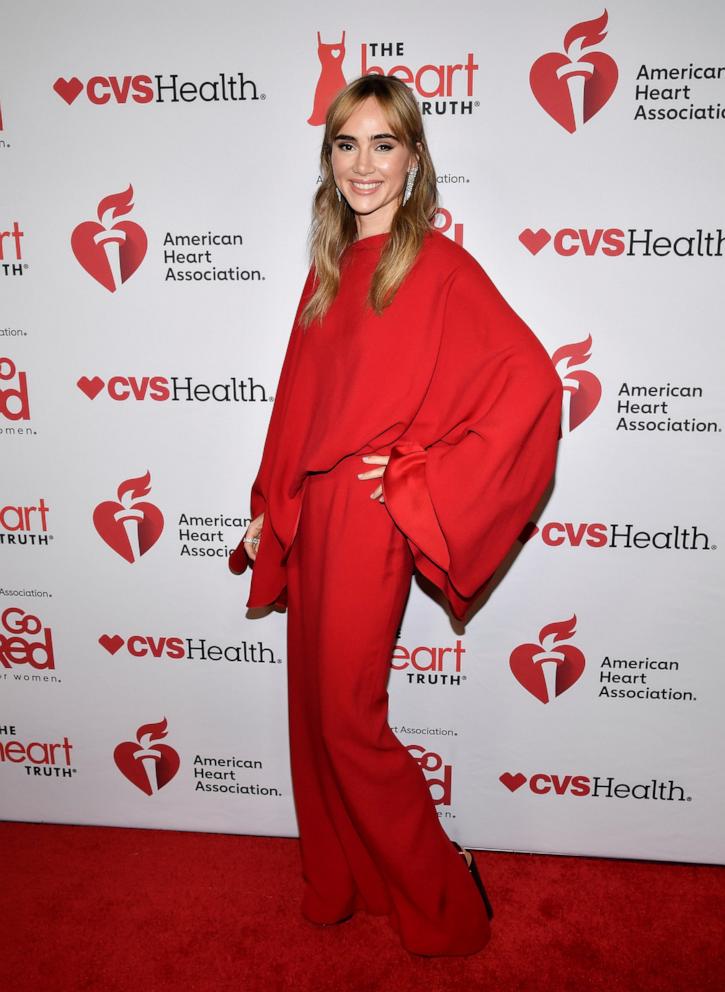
<box><xmin>71</xmin><ymin>220</ymin><xmax>147</xmax><ymax>292</ymax></box>
<box><xmin>509</xmin><ymin>642</ymin><xmax>586</xmax><ymax>703</ymax></box>
<box><xmin>530</xmin><ymin>52</ymin><xmax>618</xmax><ymax>133</ymax></box>
<box><xmin>93</xmin><ymin>499</ymin><xmax>164</xmax><ymax>563</ymax></box>
<box><xmin>113</xmin><ymin>741</ymin><xmax>180</xmax><ymax>796</ymax></box>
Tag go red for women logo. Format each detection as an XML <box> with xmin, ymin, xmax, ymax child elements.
<box><xmin>114</xmin><ymin>717</ymin><xmax>180</xmax><ymax>796</ymax></box>
<box><xmin>530</xmin><ymin>9</ymin><xmax>618</xmax><ymax>132</ymax></box>
<box><xmin>93</xmin><ymin>471</ymin><xmax>164</xmax><ymax>563</ymax></box>
<box><xmin>0</xmin><ymin>357</ymin><xmax>30</xmax><ymax>423</ymax></box>
<box><xmin>71</xmin><ymin>184</ymin><xmax>147</xmax><ymax>292</ymax></box>
<box><xmin>0</xmin><ymin>607</ymin><xmax>55</xmax><ymax>671</ymax></box>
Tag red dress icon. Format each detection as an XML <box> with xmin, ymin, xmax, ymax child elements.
<box><xmin>307</xmin><ymin>31</ymin><xmax>347</xmax><ymax>125</ymax></box>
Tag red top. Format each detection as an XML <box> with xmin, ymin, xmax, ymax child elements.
<box><xmin>236</xmin><ymin>226</ymin><xmax>563</xmax><ymax>622</ymax></box>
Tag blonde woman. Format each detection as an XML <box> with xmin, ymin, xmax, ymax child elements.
<box><xmin>237</xmin><ymin>73</ymin><xmax>562</xmax><ymax>957</ymax></box>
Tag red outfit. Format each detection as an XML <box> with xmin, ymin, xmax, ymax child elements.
<box><xmin>242</xmin><ymin>227</ymin><xmax>563</xmax><ymax>955</ymax></box>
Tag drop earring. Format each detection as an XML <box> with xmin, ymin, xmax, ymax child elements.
<box><xmin>402</xmin><ymin>164</ymin><xmax>418</xmax><ymax>205</ymax></box>
<box><xmin>336</xmin><ymin>185</ymin><xmax>342</xmax><ymax>202</ymax></box>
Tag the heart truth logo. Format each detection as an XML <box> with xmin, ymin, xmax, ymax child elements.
<box><xmin>307</xmin><ymin>31</ymin><xmax>480</xmax><ymax>125</ymax></box>
<box><xmin>509</xmin><ymin>614</ymin><xmax>585</xmax><ymax>703</ymax></box>
<box><xmin>93</xmin><ymin>470</ymin><xmax>164</xmax><ymax>563</ymax></box>
<box><xmin>499</xmin><ymin>772</ymin><xmax>691</xmax><ymax>801</ymax></box>
<box><xmin>552</xmin><ymin>334</ymin><xmax>601</xmax><ymax>435</ymax></box>
<box><xmin>308</xmin><ymin>30</ymin><xmax>347</xmax><ymax>125</ymax></box>
<box><xmin>71</xmin><ymin>184</ymin><xmax>147</xmax><ymax>292</ymax></box>
<box><xmin>114</xmin><ymin>717</ymin><xmax>180</xmax><ymax>795</ymax></box>
<box><xmin>530</xmin><ymin>9</ymin><xmax>618</xmax><ymax>133</ymax></box>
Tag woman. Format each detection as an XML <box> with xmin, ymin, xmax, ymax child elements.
<box><xmin>236</xmin><ymin>73</ymin><xmax>563</xmax><ymax>956</ymax></box>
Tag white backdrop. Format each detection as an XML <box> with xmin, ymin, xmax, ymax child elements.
<box><xmin>2</xmin><ymin>0</ymin><xmax>724</xmax><ymax>864</ymax></box>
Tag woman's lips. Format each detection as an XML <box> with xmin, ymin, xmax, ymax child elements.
<box><xmin>348</xmin><ymin>180</ymin><xmax>383</xmax><ymax>196</ymax></box>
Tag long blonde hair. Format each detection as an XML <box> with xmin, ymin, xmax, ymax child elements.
<box><xmin>299</xmin><ymin>74</ymin><xmax>439</xmax><ymax>329</ymax></box>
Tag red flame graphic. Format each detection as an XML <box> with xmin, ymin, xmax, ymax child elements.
<box><xmin>564</xmin><ymin>10</ymin><xmax>609</xmax><ymax>54</ymax></box>
<box><xmin>551</xmin><ymin>333</ymin><xmax>593</xmax><ymax>370</ymax></box>
<box><xmin>97</xmin><ymin>184</ymin><xmax>135</xmax><ymax>225</ymax></box>
<box><xmin>117</xmin><ymin>470</ymin><xmax>152</xmax><ymax>503</ymax></box>
<box><xmin>539</xmin><ymin>614</ymin><xmax>577</xmax><ymax>645</ymax></box>
<box><xmin>135</xmin><ymin>717</ymin><xmax>168</xmax><ymax>746</ymax></box>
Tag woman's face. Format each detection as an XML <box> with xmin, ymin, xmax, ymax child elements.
<box><xmin>331</xmin><ymin>95</ymin><xmax>420</xmax><ymax>231</ymax></box>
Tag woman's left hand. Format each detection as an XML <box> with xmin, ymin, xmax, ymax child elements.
<box><xmin>357</xmin><ymin>454</ymin><xmax>390</xmax><ymax>503</ymax></box>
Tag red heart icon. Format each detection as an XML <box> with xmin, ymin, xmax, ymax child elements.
<box><xmin>53</xmin><ymin>76</ymin><xmax>84</xmax><ymax>105</ymax></box>
<box><xmin>77</xmin><ymin>375</ymin><xmax>105</xmax><ymax>399</ymax></box>
<box><xmin>530</xmin><ymin>52</ymin><xmax>618</xmax><ymax>133</ymax></box>
<box><xmin>113</xmin><ymin>741</ymin><xmax>180</xmax><ymax>795</ymax></box>
<box><xmin>519</xmin><ymin>228</ymin><xmax>551</xmax><ymax>255</ymax></box>
<box><xmin>71</xmin><ymin>220</ymin><xmax>147</xmax><ymax>292</ymax></box>
<box><xmin>93</xmin><ymin>499</ymin><xmax>164</xmax><ymax>563</ymax></box>
<box><xmin>500</xmin><ymin>772</ymin><xmax>527</xmax><ymax>792</ymax></box>
<box><xmin>99</xmin><ymin>634</ymin><xmax>124</xmax><ymax>655</ymax></box>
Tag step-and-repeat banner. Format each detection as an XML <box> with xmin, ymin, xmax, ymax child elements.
<box><xmin>2</xmin><ymin>1</ymin><xmax>723</xmax><ymax>864</ymax></box>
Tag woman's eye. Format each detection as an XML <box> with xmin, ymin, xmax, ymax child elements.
<box><xmin>335</xmin><ymin>142</ymin><xmax>395</xmax><ymax>152</ymax></box>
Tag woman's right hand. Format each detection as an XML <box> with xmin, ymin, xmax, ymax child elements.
<box><xmin>243</xmin><ymin>512</ymin><xmax>265</xmax><ymax>561</ymax></box>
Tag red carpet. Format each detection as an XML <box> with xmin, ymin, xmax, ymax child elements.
<box><xmin>3</xmin><ymin>821</ymin><xmax>724</xmax><ymax>992</ymax></box>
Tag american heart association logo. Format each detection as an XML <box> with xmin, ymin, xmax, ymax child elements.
<box><xmin>551</xmin><ymin>334</ymin><xmax>601</xmax><ymax>434</ymax></box>
<box><xmin>509</xmin><ymin>614</ymin><xmax>585</xmax><ymax>703</ymax></box>
<box><xmin>93</xmin><ymin>470</ymin><xmax>164</xmax><ymax>563</ymax></box>
<box><xmin>114</xmin><ymin>717</ymin><xmax>180</xmax><ymax>796</ymax></box>
<box><xmin>71</xmin><ymin>183</ymin><xmax>147</xmax><ymax>292</ymax></box>
<box><xmin>530</xmin><ymin>10</ymin><xmax>618</xmax><ymax>133</ymax></box>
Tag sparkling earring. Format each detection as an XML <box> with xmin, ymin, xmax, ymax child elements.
<box><xmin>402</xmin><ymin>165</ymin><xmax>418</xmax><ymax>205</ymax></box>
<box><xmin>336</xmin><ymin>185</ymin><xmax>342</xmax><ymax>202</ymax></box>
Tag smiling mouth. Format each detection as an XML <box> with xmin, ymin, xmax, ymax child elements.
<box><xmin>350</xmin><ymin>181</ymin><xmax>383</xmax><ymax>191</ymax></box>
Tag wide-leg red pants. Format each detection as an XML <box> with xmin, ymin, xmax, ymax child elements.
<box><xmin>284</xmin><ymin>450</ymin><xmax>492</xmax><ymax>957</ymax></box>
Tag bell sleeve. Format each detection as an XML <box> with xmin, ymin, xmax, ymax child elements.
<box><xmin>229</xmin><ymin>264</ymin><xmax>315</xmax><ymax>576</ymax></box>
<box><xmin>251</xmin><ymin>265</ymin><xmax>317</xmax><ymax>513</ymax></box>
<box><xmin>381</xmin><ymin>258</ymin><xmax>563</xmax><ymax>622</ymax></box>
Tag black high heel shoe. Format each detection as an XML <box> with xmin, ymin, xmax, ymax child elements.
<box><xmin>452</xmin><ymin>840</ymin><xmax>494</xmax><ymax>921</ymax></box>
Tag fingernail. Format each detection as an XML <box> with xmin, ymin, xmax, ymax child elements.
<box><xmin>361</xmin><ymin>456</ymin><xmax>369</xmax><ymax>462</ymax></box>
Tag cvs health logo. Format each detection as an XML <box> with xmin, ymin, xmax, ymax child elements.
<box><xmin>93</xmin><ymin>471</ymin><xmax>164</xmax><ymax>563</ymax></box>
<box><xmin>0</xmin><ymin>607</ymin><xmax>55</xmax><ymax>671</ymax></box>
<box><xmin>530</xmin><ymin>9</ymin><xmax>618</xmax><ymax>133</ymax></box>
<box><xmin>114</xmin><ymin>717</ymin><xmax>180</xmax><ymax>796</ymax></box>
<box><xmin>509</xmin><ymin>614</ymin><xmax>586</xmax><ymax>703</ymax></box>
<box><xmin>519</xmin><ymin>226</ymin><xmax>624</xmax><ymax>256</ymax></box>
<box><xmin>71</xmin><ymin>185</ymin><xmax>147</xmax><ymax>292</ymax></box>
<box><xmin>500</xmin><ymin>771</ymin><xmax>691</xmax><ymax>802</ymax></box>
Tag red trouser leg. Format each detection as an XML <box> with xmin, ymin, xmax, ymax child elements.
<box><xmin>285</xmin><ymin>452</ymin><xmax>491</xmax><ymax>957</ymax></box>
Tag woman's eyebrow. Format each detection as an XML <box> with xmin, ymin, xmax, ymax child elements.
<box><xmin>333</xmin><ymin>132</ymin><xmax>398</xmax><ymax>141</ymax></box>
